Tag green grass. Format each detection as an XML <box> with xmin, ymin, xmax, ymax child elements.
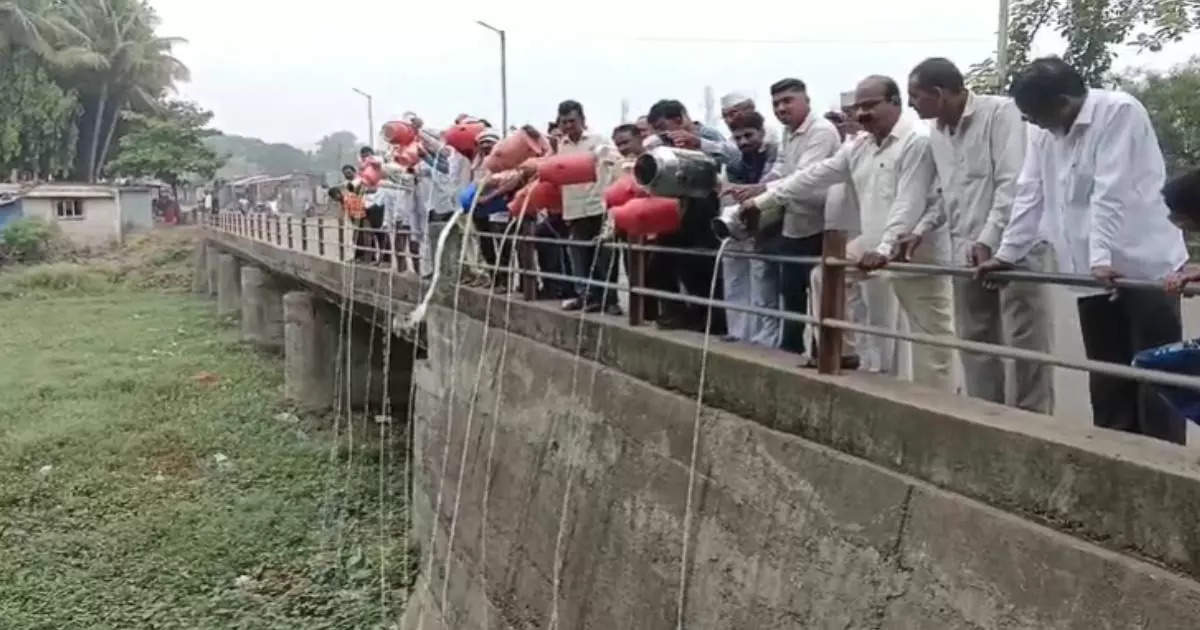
<box><xmin>0</xmin><ymin>287</ymin><xmax>413</xmax><ymax>629</ymax></box>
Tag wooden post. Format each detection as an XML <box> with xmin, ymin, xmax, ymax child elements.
<box><xmin>517</xmin><ymin>221</ymin><xmax>537</xmax><ymax>301</ymax></box>
<box><xmin>628</xmin><ymin>236</ymin><xmax>646</xmax><ymax>326</ymax></box>
<box><xmin>817</xmin><ymin>230</ymin><xmax>847</xmax><ymax>375</ymax></box>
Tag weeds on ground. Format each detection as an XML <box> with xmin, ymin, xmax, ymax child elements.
<box><xmin>0</xmin><ymin>286</ymin><xmax>414</xmax><ymax>628</ymax></box>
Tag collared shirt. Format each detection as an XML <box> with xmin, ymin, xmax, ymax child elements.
<box><xmin>755</xmin><ymin>114</ymin><xmax>944</xmax><ymax>260</ymax></box>
<box><xmin>918</xmin><ymin>92</ymin><xmax>1026</xmax><ymax>266</ymax></box>
<box><xmin>556</xmin><ymin>130</ymin><xmax>612</xmax><ymax>221</ymax></box>
<box><xmin>760</xmin><ymin>114</ymin><xmax>842</xmax><ymax>238</ymax></box>
<box><xmin>996</xmin><ymin>89</ymin><xmax>1188</xmax><ymax>284</ymax></box>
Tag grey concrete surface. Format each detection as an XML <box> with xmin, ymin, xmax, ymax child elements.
<box><xmin>191</xmin><ymin>242</ymin><xmax>208</xmax><ymax>295</ymax></box>
<box><xmin>216</xmin><ymin>253</ymin><xmax>241</xmax><ymax>317</ymax></box>
<box><xmin>283</xmin><ymin>290</ymin><xmax>335</xmax><ymax>411</ymax></box>
<box><xmin>206</xmin><ymin>229</ymin><xmax>1200</xmax><ymax>629</ymax></box>
<box><xmin>240</xmin><ymin>265</ymin><xmax>284</xmax><ymax>351</ymax></box>
<box><xmin>205</xmin><ymin>245</ymin><xmax>220</xmax><ymax>297</ymax></box>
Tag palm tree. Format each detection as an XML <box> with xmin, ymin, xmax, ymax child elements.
<box><xmin>1</xmin><ymin>0</ymin><xmax>103</xmax><ymax>68</ymax></box>
<box><xmin>57</xmin><ymin>0</ymin><xmax>189</xmax><ymax>181</ymax></box>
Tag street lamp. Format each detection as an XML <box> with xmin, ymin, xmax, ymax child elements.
<box><xmin>476</xmin><ymin>20</ymin><xmax>508</xmax><ymax>136</ymax></box>
<box><xmin>352</xmin><ymin>88</ymin><xmax>375</xmax><ymax>150</ymax></box>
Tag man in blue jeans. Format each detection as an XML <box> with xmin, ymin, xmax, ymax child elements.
<box><xmin>1134</xmin><ymin>169</ymin><xmax>1200</xmax><ymax>423</ymax></box>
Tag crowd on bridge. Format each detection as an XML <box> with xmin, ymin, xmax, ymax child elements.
<box><xmin>327</xmin><ymin>55</ymin><xmax>1200</xmax><ymax>446</ymax></box>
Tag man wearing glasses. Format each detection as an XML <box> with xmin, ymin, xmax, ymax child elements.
<box><xmin>738</xmin><ymin>75</ymin><xmax>955</xmax><ymax>391</ymax></box>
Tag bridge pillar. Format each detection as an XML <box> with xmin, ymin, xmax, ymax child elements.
<box><xmin>343</xmin><ymin>313</ymin><xmax>413</xmax><ymax>414</ymax></box>
<box><xmin>284</xmin><ymin>291</ymin><xmax>336</xmax><ymax>411</ymax></box>
<box><xmin>191</xmin><ymin>243</ymin><xmax>209</xmax><ymax>295</ymax></box>
<box><xmin>205</xmin><ymin>247</ymin><xmax>220</xmax><ymax>297</ymax></box>
<box><xmin>216</xmin><ymin>253</ymin><xmax>241</xmax><ymax>317</ymax></box>
<box><xmin>240</xmin><ymin>266</ymin><xmax>285</xmax><ymax>351</ymax></box>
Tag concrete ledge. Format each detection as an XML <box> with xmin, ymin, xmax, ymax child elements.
<box><xmin>207</xmin><ymin>229</ymin><xmax>1200</xmax><ymax>581</ymax></box>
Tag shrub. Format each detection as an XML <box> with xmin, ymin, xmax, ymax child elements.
<box><xmin>1</xmin><ymin>217</ymin><xmax>57</xmax><ymax>263</ymax></box>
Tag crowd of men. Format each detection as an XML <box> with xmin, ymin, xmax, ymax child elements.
<box><xmin>330</xmin><ymin>55</ymin><xmax>1200</xmax><ymax>446</ymax></box>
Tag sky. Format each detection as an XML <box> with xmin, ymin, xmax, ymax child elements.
<box><xmin>152</xmin><ymin>0</ymin><xmax>1200</xmax><ymax>149</ymax></box>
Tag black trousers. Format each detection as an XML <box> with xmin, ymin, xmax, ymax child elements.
<box><xmin>473</xmin><ymin>216</ymin><xmax>512</xmax><ymax>286</ymax></box>
<box><xmin>646</xmin><ymin>195</ymin><xmax>727</xmax><ymax>334</ymax></box>
<box><xmin>357</xmin><ymin>204</ymin><xmax>390</xmax><ymax>262</ymax></box>
<box><xmin>568</xmin><ymin>215</ymin><xmax>619</xmax><ymax>305</ymax></box>
<box><xmin>763</xmin><ymin>232</ymin><xmax>824</xmax><ymax>354</ymax></box>
<box><xmin>535</xmin><ymin>215</ymin><xmax>574</xmax><ymax>298</ymax></box>
<box><xmin>1078</xmin><ymin>288</ymin><xmax>1186</xmax><ymax>444</ymax></box>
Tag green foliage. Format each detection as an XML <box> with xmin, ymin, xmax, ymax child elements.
<box><xmin>313</xmin><ymin>130</ymin><xmax>360</xmax><ymax>177</ymax></box>
<box><xmin>1116</xmin><ymin>57</ymin><xmax>1200</xmax><ymax>175</ymax></box>
<box><xmin>206</xmin><ymin>134</ymin><xmax>317</xmax><ymax>179</ymax></box>
<box><xmin>0</xmin><ymin>217</ymin><xmax>56</xmax><ymax>263</ymax></box>
<box><xmin>107</xmin><ymin>100</ymin><xmax>224</xmax><ymax>190</ymax></box>
<box><xmin>0</xmin><ymin>48</ymin><xmax>79</xmax><ymax>178</ymax></box>
<box><xmin>972</xmin><ymin>0</ymin><xmax>1200</xmax><ymax>90</ymax></box>
<box><xmin>0</xmin><ymin>291</ymin><xmax>412</xmax><ymax>627</ymax></box>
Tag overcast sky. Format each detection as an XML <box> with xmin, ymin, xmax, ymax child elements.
<box><xmin>153</xmin><ymin>0</ymin><xmax>1200</xmax><ymax>149</ymax></box>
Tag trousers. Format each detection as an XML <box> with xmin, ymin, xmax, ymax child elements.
<box><xmin>1078</xmin><ymin>288</ymin><xmax>1185</xmax><ymax>445</ymax></box>
<box><xmin>953</xmin><ymin>242</ymin><xmax>1054</xmax><ymax>413</ymax></box>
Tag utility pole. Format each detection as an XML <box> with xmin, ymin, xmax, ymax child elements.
<box><xmin>703</xmin><ymin>85</ymin><xmax>716</xmax><ymax>128</ymax></box>
<box><xmin>352</xmin><ymin>88</ymin><xmax>374</xmax><ymax>150</ymax></box>
<box><xmin>477</xmin><ymin>21</ymin><xmax>508</xmax><ymax>137</ymax></box>
<box><xmin>620</xmin><ymin>98</ymin><xmax>630</xmax><ymax>124</ymax></box>
<box><xmin>996</xmin><ymin>0</ymin><xmax>1010</xmax><ymax>91</ymax></box>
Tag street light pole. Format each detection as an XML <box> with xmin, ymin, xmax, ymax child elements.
<box><xmin>352</xmin><ymin>88</ymin><xmax>375</xmax><ymax>150</ymax></box>
<box><xmin>996</xmin><ymin>0</ymin><xmax>1010</xmax><ymax>92</ymax></box>
<box><xmin>476</xmin><ymin>20</ymin><xmax>508</xmax><ymax>136</ymax></box>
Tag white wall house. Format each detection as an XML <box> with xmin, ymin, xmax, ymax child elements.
<box><xmin>19</xmin><ymin>184</ymin><xmax>154</xmax><ymax>248</ymax></box>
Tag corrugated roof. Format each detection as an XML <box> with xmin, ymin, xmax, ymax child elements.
<box><xmin>24</xmin><ymin>184</ymin><xmax>115</xmax><ymax>199</ymax></box>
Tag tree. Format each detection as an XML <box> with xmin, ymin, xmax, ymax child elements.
<box><xmin>313</xmin><ymin>131</ymin><xmax>359</xmax><ymax>175</ymax></box>
<box><xmin>107</xmin><ymin>100</ymin><xmax>223</xmax><ymax>195</ymax></box>
<box><xmin>204</xmin><ymin>135</ymin><xmax>314</xmax><ymax>178</ymax></box>
<box><xmin>969</xmin><ymin>0</ymin><xmax>1200</xmax><ymax>91</ymax></box>
<box><xmin>0</xmin><ymin>49</ymin><xmax>79</xmax><ymax>178</ymax></box>
<box><xmin>1116</xmin><ymin>57</ymin><xmax>1200</xmax><ymax>175</ymax></box>
<box><xmin>56</xmin><ymin>0</ymin><xmax>188</xmax><ymax>181</ymax></box>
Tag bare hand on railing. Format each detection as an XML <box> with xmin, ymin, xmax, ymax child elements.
<box><xmin>858</xmin><ymin>251</ymin><xmax>890</xmax><ymax>271</ymax></box>
<box><xmin>895</xmin><ymin>233</ymin><xmax>922</xmax><ymax>262</ymax></box>
<box><xmin>967</xmin><ymin>242</ymin><xmax>993</xmax><ymax>267</ymax></box>
<box><xmin>1091</xmin><ymin>265</ymin><xmax>1121</xmax><ymax>289</ymax></box>
<box><xmin>974</xmin><ymin>256</ymin><xmax>1014</xmax><ymax>281</ymax></box>
<box><xmin>1165</xmin><ymin>264</ymin><xmax>1200</xmax><ymax>296</ymax></box>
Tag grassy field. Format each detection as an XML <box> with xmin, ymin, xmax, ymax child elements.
<box><xmin>0</xmin><ymin>241</ymin><xmax>413</xmax><ymax>629</ymax></box>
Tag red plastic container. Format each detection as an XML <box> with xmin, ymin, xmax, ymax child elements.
<box><xmin>536</xmin><ymin>152</ymin><xmax>597</xmax><ymax>186</ymax></box>
<box><xmin>611</xmin><ymin>197</ymin><xmax>680</xmax><ymax>236</ymax></box>
<box><xmin>444</xmin><ymin>122</ymin><xmax>486</xmax><ymax>158</ymax></box>
<box><xmin>604</xmin><ymin>174</ymin><xmax>646</xmax><ymax>209</ymax></box>
<box><xmin>509</xmin><ymin>181</ymin><xmax>563</xmax><ymax>217</ymax></box>
<box><xmin>484</xmin><ymin>129</ymin><xmax>550</xmax><ymax>173</ymax></box>
<box><xmin>382</xmin><ymin>120</ymin><xmax>417</xmax><ymax>146</ymax></box>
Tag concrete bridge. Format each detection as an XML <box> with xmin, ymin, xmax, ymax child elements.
<box><xmin>199</xmin><ymin>214</ymin><xmax>1200</xmax><ymax>629</ymax></box>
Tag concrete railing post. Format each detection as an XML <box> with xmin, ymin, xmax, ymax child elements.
<box><xmin>216</xmin><ymin>253</ymin><xmax>242</xmax><ymax>318</ymax></box>
<box><xmin>284</xmin><ymin>291</ymin><xmax>336</xmax><ymax>411</ymax></box>
<box><xmin>240</xmin><ymin>266</ymin><xmax>285</xmax><ymax>351</ymax></box>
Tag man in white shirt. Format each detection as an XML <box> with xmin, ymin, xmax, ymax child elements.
<box><xmin>728</xmin><ymin>78</ymin><xmax>842</xmax><ymax>355</ymax></box>
<box><xmin>905</xmin><ymin>57</ymin><xmax>1053</xmax><ymax>414</ymax></box>
<box><xmin>556</xmin><ymin>100</ymin><xmax>621</xmax><ymax>315</ymax></box>
<box><xmin>739</xmin><ymin>75</ymin><xmax>956</xmax><ymax>391</ymax></box>
<box><xmin>978</xmin><ymin>57</ymin><xmax>1190</xmax><ymax>444</ymax></box>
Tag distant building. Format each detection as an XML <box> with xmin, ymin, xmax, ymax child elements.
<box><xmin>3</xmin><ymin>183</ymin><xmax>154</xmax><ymax>248</ymax></box>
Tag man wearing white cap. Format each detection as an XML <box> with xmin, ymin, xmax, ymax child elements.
<box><xmin>721</xmin><ymin>91</ymin><xmax>781</xmax><ymax>145</ymax></box>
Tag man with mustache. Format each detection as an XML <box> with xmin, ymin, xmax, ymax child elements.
<box><xmin>738</xmin><ymin>75</ymin><xmax>955</xmax><ymax>391</ymax></box>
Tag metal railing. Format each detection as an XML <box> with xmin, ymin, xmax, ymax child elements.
<box><xmin>206</xmin><ymin>211</ymin><xmax>1200</xmax><ymax>394</ymax></box>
